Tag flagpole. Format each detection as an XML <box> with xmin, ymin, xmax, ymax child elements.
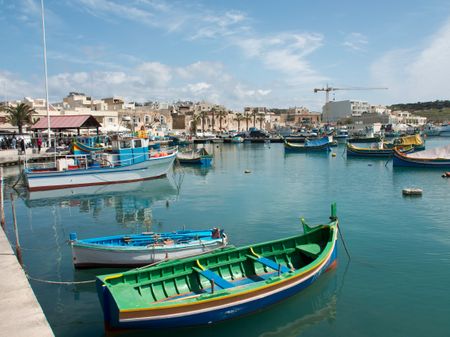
<box><xmin>40</xmin><ymin>0</ymin><xmax>51</xmax><ymax>146</ymax></box>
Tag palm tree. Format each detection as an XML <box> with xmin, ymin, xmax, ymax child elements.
<box><xmin>190</xmin><ymin>113</ymin><xmax>202</xmax><ymax>136</ymax></box>
<box><xmin>210</xmin><ymin>106</ymin><xmax>217</xmax><ymax>132</ymax></box>
<box><xmin>199</xmin><ymin>110</ymin><xmax>208</xmax><ymax>135</ymax></box>
<box><xmin>251</xmin><ymin>109</ymin><xmax>258</xmax><ymax>128</ymax></box>
<box><xmin>257</xmin><ymin>116</ymin><xmax>265</xmax><ymax>130</ymax></box>
<box><xmin>234</xmin><ymin>113</ymin><xmax>244</xmax><ymax>131</ymax></box>
<box><xmin>244</xmin><ymin>111</ymin><xmax>251</xmax><ymax>131</ymax></box>
<box><xmin>217</xmin><ymin>108</ymin><xmax>228</xmax><ymax>131</ymax></box>
<box><xmin>6</xmin><ymin>103</ymin><xmax>36</xmax><ymax>134</ymax></box>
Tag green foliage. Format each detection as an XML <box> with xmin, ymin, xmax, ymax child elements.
<box><xmin>389</xmin><ymin>100</ymin><xmax>450</xmax><ymax>122</ymax></box>
<box><xmin>6</xmin><ymin>103</ymin><xmax>36</xmax><ymax>134</ymax></box>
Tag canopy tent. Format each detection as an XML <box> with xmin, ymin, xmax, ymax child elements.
<box><xmin>99</xmin><ymin>124</ymin><xmax>130</xmax><ymax>133</ymax></box>
<box><xmin>31</xmin><ymin>115</ymin><xmax>101</xmax><ymax>135</ymax></box>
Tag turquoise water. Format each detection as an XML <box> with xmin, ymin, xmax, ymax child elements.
<box><xmin>2</xmin><ymin>138</ymin><xmax>450</xmax><ymax>337</ymax></box>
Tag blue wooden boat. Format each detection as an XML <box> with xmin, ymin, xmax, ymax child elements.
<box><xmin>284</xmin><ymin>136</ymin><xmax>332</xmax><ymax>152</ymax></box>
<box><xmin>177</xmin><ymin>148</ymin><xmax>213</xmax><ymax>166</ymax></box>
<box><xmin>393</xmin><ymin>145</ymin><xmax>450</xmax><ymax>168</ymax></box>
<box><xmin>24</xmin><ymin>137</ymin><xmax>177</xmax><ymax>191</ymax></box>
<box><xmin>71</xmin><ymin>228</ymin><xmax>227</xmax><ymax>268</ymax></box>
<box><xmin>96</xmin><ymin>204</ymin><xmax>339</xmax><ymax>330</ymax></box>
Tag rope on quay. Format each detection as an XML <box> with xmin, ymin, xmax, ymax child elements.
<box><xmin>26</xmin><ymin>273</ymin><xmax>96</xmax><ymax>285</ymax></box>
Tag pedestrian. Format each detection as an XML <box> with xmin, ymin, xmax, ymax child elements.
<box><xmin>37</xmin><ymin>137</ymin><xmax>42</xmax><ymax>153</ymax></box>
<box><xmin>20</xmin><ymin>138</ymin><xmax>26</xmax><ymax>155</ymax></box>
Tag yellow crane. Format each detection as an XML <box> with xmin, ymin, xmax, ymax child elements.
<box><xmin>313</xmin><ymin>84</ymin><xmax>388</xmax><ymax>122</ymax></box>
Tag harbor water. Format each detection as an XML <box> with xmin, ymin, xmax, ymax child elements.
<box><xmin>2</xmin><ymin>138</ymin><xmax>450</xmax><ymax>337</ymax></box>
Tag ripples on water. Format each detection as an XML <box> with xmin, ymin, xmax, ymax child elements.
<box><xmin>2</xmin><ymin>138</ymin><xmax>450</xmax><ymax>337</ymax></box>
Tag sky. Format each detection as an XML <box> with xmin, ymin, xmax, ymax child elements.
<box><xmin>1</xmin><ymin>0</ymin><xmax>450</xmax><ymax>111</ymax></box>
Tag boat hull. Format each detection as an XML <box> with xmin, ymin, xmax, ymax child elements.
<box><xmin>72</xmin><ymin>239</ymin><xmax>227</xmax><ymax>268</ymax></box>
<box><xmin>96</xmin><ymin>214</ymin><xmax>339</xmax><ymax>330</ymax></box>
<box><xmin>393</xmin><ymin>149</ymin><xmax>450</xmax><ymax>168</ymax></box>
<box><xmin>24</xmin><ymin>153</ymin><xmax>176</xmax><ymax>191</ymax></box>
<box><xmin>98</xmin><ymin>243</ymin><xmax>337</xmax><ymax>329</ymax></box>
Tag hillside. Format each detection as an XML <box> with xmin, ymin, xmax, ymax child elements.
<box><xmin>389</xmin><ymin>100</ymin><xmax>450</xmax><ymax>122</ymax></box>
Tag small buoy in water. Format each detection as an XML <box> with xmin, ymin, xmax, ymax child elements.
<box><xmin>244</xmin><ymin>169</ymin><xmax>251</xmax><ymax>174</ymax></box>
<box><xmin>402</xmin><ymin>188</ymin><xmax>423</xmax><ymax>196</ymax></box>
<box><xmin>368</xmin><ymin>164</ymin><xmax>372</xmax><ymax>166</ymax></box>
<box><xmin>442</xmin><ymin>172</ymin><xmax>450</xmax><ymax>178</ymax></box>
<box><xmin>331</xmin><ymin>153</ymin><xmax>336</xmax><ymax>157</ymax></box>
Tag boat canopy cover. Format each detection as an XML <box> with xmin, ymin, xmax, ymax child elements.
<box><xmin>305</xmin><ymin>136</ymin><xmax>330</xmax><ymax>147</ymax></box>
<box><xmin>406</xmin><ymin>144</ymin><xmax>450</xmax><ymax>159</ymax></box>
<box><xmin>395</xmin><ymin>134</ymin><xmax>423</xmax><ymax>146</ymax></box>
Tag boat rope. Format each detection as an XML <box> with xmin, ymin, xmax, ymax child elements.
<box><xmin>337</xmin><ymin>223</ymin><xmax>351</xmax><ymax>260</ymax></box>
<box><xmin>384</xmin><ymin>157</ymin><xmax>392</xmax><ymax>167</ymax></box>
<box><xmin>26</xmin><ymin>273</ymin><xmax>95</xmax><ymax>285</ymax></box>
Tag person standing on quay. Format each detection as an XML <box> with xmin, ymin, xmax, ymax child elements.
<box><xmin>37</xmin><ymin>137</ymin><xmax>42</xmax><ymax>153</ymax></box>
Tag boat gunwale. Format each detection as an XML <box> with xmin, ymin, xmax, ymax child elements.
<box><xmin>100</xmin><ymin>220</ymin><xmax>338</xmax><ymax>314</ymax></box>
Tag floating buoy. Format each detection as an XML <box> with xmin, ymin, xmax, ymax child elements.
<box><xmin>331</xmin><ymin>153</ymin><xmax>336</xmax><ymax>157</ymax></box>
<box><xmin>402</xmin><ymin>188</ymin><xmax>423</xmax><ymax>196</ymax></box>
<box><xmin>244</xmin><ymin>169</ymin><xmax>251</xmax><ymax>174</ymax></box>
<box><xmin>442</xmin><ymin>172</ymin><xmax>450</xmax><ymax>178</ymax></box>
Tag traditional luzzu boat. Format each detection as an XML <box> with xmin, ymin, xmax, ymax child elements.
<box><xmin>71</xmin><ymin>135</ymin><xmax>110</xmax><ymax>155</ymax></box>
<box><xmin>24</xmin><ymin>137</ymin><xmax>178</xmax><ymax>191</ymax></box>
<box><xmin>70</xmin><ymin>228</ymin><xmax>227</xmax><ymax>268</ymax></box>
<box><xmin>284</xmin><ymin>136</ymin><xmax>333</xmax><ymax>152</ymax></box>
<box><xmin>384</xmin><ymin>134</ymin><xmax>425</xmax><ymax>151</ymax></box>
<box><xmin>96</xmin><ymin>204</ymin><xmax>339</xmax><ymax>330</ymax></box>
<box><xmin>393</xmin><ymin>144</ymin><xmax>450</xmax><ymax>168</ymax></box>
<box><xmin>346</xmin><ymin>134</ymin><xmax>424</xmax><ymax>158</ymax></box>
<box><xmin>177</xmin><ymin>148</ymin><xmax>213</xmax><ymax>166</ymax></box>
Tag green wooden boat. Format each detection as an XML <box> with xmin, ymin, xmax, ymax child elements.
<box><xmin>96</xmin><ymin>204</ymin><xmax>339</xmax><ymax>330</ymax></box>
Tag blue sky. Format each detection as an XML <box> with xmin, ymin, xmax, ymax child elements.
<box><xmin>1</xmin><ymin>0</ymin><xmax>450</xmax><ymax>111</ymax></box>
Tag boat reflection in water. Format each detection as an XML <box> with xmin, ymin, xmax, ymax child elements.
<box><xmin>24</xmin><ymin>177</ymin><xmax>178</xmax><ymax>226</ymax></box>
<box><xmin>108</xmin><ymin>267</ymin><xmax>338</xmax><ymax>337</ymax></box>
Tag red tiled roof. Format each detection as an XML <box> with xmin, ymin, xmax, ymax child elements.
<box><xmin>31</xmin><ymin>115</ymin><xmax>101</xmax><ymax>129</ymax></box>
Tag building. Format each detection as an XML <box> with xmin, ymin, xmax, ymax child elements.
<box><xmin>323</xmin><ymin>100</ymin><xmax>372</xmax><ymax>122</ymax></box>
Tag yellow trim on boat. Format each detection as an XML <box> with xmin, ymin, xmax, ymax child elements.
<box><xmin>104</xmin><ymin>273</ymin><xmax>123</xmax><ymax>281</ymax></box>
<box><xmin>249</xmin><ymin>247</ymin><xmax>260</xmax><ymax>258</ymax></box>
<box><xmin>119</xmin><ymin>223</ymin><xmax>338</xmax><ymax>313</ymax></box>
<box><xmin>196</xmin><ymin>260</ymin><xmax>205</xmax><ymax>271</ymax></box>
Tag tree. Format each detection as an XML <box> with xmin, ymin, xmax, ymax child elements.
<box><xmin>234</xmin><ymin>113</ymin><xmax>245</xmax><ymax>131</ymax></box>
<box><xmin>6</xmin><ymin>103</ymin><xmax>36</xmax><ymax>134</ymax></box>
<box><xmin>190</xmin><ymin>113</ymin><xmax>202</xmax><ymax>136</ymax></box>
<box><xmin>244</xmin><ymin>111</ymin><xmax>251</xmax><ymax>131</ymax></box>
<box><xmin>257</xmin><ymin>116</ymin><xmax>265</xmax><ymax>130</ymax></box>
<box><xmin>210</xmin><ymin>106</ymin><xmax>217</xmax><ymax>132</ymax></box>
<box><xmin>217</xmin><ymin>108</ymin><xmax>228</xmax><ymax>131</ymax></box>
<box><xmin>251</xmin><ymin>109</ymin><xmax>258</xmax><ymax>128</ymax></box>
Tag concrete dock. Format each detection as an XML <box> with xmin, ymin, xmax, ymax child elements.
<box><xmin>0</xmin><ymin>228</ymin><xmax>54</xmax><ymax>336</ymax></box>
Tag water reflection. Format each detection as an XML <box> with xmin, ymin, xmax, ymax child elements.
<box><xmin>110</xmin><ymin>270</ymin><xmax>338</xmax><ymax>337</ymax></box>
<box><xmin>23</xmin><ymin>178</ymin><xmax>178</xmax><ymax>226</ymax></box>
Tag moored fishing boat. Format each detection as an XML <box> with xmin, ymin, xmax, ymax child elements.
<box><xmin>96</xmin><ymin>204</ymin><xmax>339</xmax><ymax>330</ymax></box>
<box><xmin>71</xmin><ymin>228</ymin><xmax>227</xmax><ymax>268</ymax></box>
<box><xmin>24</xmin><ymin>137</ymin><xmax>177</xmax><ymax>191</ymax></box>
<box><xmin>393</xmin><ymin>144</ymin><xmax>450</xmax><ymax>168</ymax></box>
<box><xmin>177</xmin><ymin>148</ymin><xmax>213</xmax><ymax>166</ymax></box>
<box><xmin>384</xmin><ymin>134</ymin><xmax>425</xmax><ymax>151</ymax></box>
<box><xmin>284</xmin><ymin>136</ymin><xmax>333</xmax><ymax>152</ymax></box>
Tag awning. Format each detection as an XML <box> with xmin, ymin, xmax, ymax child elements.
<box><xmin>31</xmin><ymin>115</ymin><xmax>101</xmax><ymax>130</ymax></box>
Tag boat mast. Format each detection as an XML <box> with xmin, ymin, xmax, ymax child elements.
<box><xmin>40</xmin><ymin>0</ymin><xmax>51</xmax><ymax>145</ymax></box>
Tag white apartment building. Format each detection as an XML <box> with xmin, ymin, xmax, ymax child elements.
<box><xmin>390</xmin><ymin>111</ymin><xmax>427</xmax><ymax>126</ymax></box>
<box><xmin>323</xmin><ymin>100</ymin><xmax>388</xmax><ymax>122</ymax></box>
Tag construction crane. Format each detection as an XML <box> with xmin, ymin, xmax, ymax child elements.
<box><xmin>313</xmin><ymin>84</ymin><xmax>388</xmax><ymax>122</ymax></box>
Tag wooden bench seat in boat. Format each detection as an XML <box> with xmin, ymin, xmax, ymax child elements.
<box><xmin>295</xmin><ymin>243</ymin><xmax>321</xmax><ymax>258</ymax></box>
<box><xmin>192</xmin><ymin>267</ymin><xmax>234</xmax><ymax>289</ymax></box>
<box><xmin>246</xmin><ymin>254</ymin><xmax>291</xmax><ymax>273</ymax></box>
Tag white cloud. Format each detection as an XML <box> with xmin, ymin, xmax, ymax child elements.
<box><xmin>371</xmin><ymin>17</ymin><xmax>450</xmax><ymax>103</ymax></box>
<box><xmin>342</xmin><ymin>32</ymin><xmax>368</xmax><ymax>51</ymax></box>
<box><xmin>186</xmin><ymin>82</ymin><xmax>211</xmax><ymax>94</ymax></box>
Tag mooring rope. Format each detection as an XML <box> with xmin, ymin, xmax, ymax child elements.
<box><xmin>26</xmin><ymin>273</ymin><xmax>96</xmax><ymax>285</ymax></box>
<box><xmin>337</xmin><ymin>223</ymin><xmax>351</xmax><ymax>260</ymax></box>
